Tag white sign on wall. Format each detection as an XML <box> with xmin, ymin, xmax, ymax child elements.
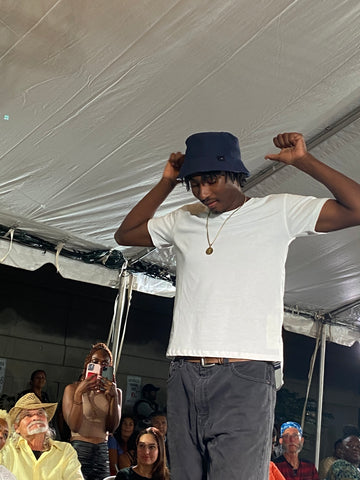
<box><xmin>125</xmin><ymin>375</ymin><xmax>141</xmax><ymax>407</ymax></box>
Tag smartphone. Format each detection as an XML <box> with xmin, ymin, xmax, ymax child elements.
<box><xmin>85</xmin><ymin>362</ymin><xmax>101</xmax><ymax>379</ymax></box>
<box><xmin>101</xmin><ymin>365</ymin><xmax>113</xmax><ymax>381</ymax></box>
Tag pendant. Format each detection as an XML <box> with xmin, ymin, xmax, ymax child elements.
<box><xmin>206</xmin><ymin>247</ymin><xmax>213</xmax><ymax>255</ymax></box>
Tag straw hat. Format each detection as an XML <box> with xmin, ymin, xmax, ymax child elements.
<box><xmin>9</xmin><ymin>393</ymin><xmax>58</xmax><ymax>425</ymax></box>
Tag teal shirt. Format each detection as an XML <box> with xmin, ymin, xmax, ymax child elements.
<box><xmin>326</xmin><ymin>459</ymin><xmax>360</xmax><ymax>480</ymax></box>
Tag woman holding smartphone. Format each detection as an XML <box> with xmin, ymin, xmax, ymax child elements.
<box><xmin>115</xmin><ymin>427</ymin><xmax>170</xmax><ymax>480</ymax></box>
<box><xmin>63</xmin><ymin>342</ymin><xmax>122</xmax><ymax>480</ymax></box>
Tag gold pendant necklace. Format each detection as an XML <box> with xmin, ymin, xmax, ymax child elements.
<box><xmin>205</xmin><ymin>196</ymin><xmax>247</xmax><ymax>255</ymax></box>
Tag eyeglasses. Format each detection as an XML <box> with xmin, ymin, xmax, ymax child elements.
<box><xmin>282</xmin><ymin>433</ymin><xmax>301</xmax><ymax>441</ymax></box>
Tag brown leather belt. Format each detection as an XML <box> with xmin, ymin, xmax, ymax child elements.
<box><xmin>177</xmin><ymin>356</ymin><xmax>249</xmax><ymax>367</ymax></box>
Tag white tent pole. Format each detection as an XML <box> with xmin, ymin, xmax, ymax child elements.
<box><xmin>110</xmin><ymin>262</ymin><xmax>128</xmax><ymax>374</ymax></box>
<box><xmin>315</xmin><ymin>324</ymin><xmax>327</xmax><ymax>469</ymax></box>
<box><xmin>115</xmin><ymin>273</ymin><xmax>134</xmax><ymax>375</ymax></box>
<box><xmin>301</xmin><ymin>324</ymin><xmax>321</xmax><ymax>430</ymax></box>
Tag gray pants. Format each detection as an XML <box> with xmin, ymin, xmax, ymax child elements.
<box><xmin>167</xmin><ymin>359</ymin><xmax>276</xmax><ymax>480</ymax></box>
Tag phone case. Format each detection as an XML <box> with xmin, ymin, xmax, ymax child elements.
<box><xmin>85</xmin><ymin>362</ymin><xmax>101</xmax><ymax>379</ymax></box>
<box><xmin>101</xmin><ymin>365</ymin><xmax>113</xmax><ymax>380</ymax></box>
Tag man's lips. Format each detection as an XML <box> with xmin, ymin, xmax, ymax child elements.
<box><xmin>203</xmin><ymin>199</ymin><xmax>217</xmax><ymax>208</ymax></box>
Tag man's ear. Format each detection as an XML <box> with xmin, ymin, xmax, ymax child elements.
<box><xmin>279</xmin><ymin>438</ymin><xmax>283</xmax><ymax>445</ymax></box>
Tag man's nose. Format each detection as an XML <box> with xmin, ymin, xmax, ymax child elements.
<box><xmin>198</xmin><ymin>183</ymin><xmax>210</xmax><ymax>199</ymax></box>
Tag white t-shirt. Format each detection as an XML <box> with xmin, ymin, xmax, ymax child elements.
<box><xmin>148</xmin><ymin>194</ymin><xmax>328</xmax><ymax>361</ymax></box>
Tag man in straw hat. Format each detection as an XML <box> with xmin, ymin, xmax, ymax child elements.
<box><xmin>0</xmin><ymin>393</ymin><xmax>83</xmax><ymax>479</ymax></box>
<box><xmin>114</xmin><ymin>131</ymin><xmax>360</xmax><ymax>480</ymax></box>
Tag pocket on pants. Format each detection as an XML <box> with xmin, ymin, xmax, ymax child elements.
<box><xmin>230</xmin><ymin>360</ymin><xmax>275</xmax><ymax>388</ymax></box>
<box><xmin>167</xmin><ymin>359</ymin><xmax>182</xmax><ymax>385</ymax></box>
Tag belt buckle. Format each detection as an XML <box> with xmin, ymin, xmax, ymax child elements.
<box><xmin>200</xmin><ymin>357</ymin><xmax>216</xmax><ymax>367</ymax></box>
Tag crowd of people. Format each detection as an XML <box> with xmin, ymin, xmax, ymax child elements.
<box><xmin>0</xmin><ymin>343</ymin><xmax>172</xmax><ymax>480</ymax></box>
<box><xmin>1</xmin><ymin>365</ymin><xmax>360</xmax><ymax>480</ymax></box>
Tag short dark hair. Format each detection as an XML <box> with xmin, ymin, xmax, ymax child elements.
<box><xmin>184</xmin><ymin>171</ymin><xmax>247</xmax><ymax>190</ymax></box>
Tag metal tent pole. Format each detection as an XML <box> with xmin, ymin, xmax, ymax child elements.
<box><xmin>108</xmin><ymin>262</ymin><xmax>128</xmax><ymax>375</ymax></box>
<box><xmin>315</xmin><ymin>324</ymin><xmax>327</xmax><ymax>469</ymax></box>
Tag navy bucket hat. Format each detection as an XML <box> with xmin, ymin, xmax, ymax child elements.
<box><xmin>178</xmin><ymin>131</ymin><xmax>250</xmax><ymax>179</ymax></box>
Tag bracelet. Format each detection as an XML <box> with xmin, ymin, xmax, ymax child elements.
<box><xmin>73</xmin><ymin>400</ymin><xmax>83</xmax><ymax>406</ymax></box>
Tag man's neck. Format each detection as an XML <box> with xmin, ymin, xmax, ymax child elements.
<box><xmin>25</xmin><ymin>433</ymin><xmax>47</xmax><ymax>451</ymax></box>
<box><xmin>283</xmin><ymin>452</ymin><xmax>300</xmax><ymax>469</ymax></box>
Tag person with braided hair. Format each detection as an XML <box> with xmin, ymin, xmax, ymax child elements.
<box><xmin>62</xmin><ymin>342</ymin><xmax>122</xmax><ymax>480</ymax></box>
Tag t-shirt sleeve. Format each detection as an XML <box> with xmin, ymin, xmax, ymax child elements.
<box><xmin>148</xmin><ymin>209</ymin><xmax>179</xmax><ymax>248</ymax></box>
<box><xmin>284</xmin><ymin>194</ymin><xmax>329</xmax><ymax>237</ymax></box>
<box><xmin>108</xmin><ymin>435</ymin><xmax>117</xmax><ymax>450</ymax></box>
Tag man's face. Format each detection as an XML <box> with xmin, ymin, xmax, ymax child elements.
<box><xmin>189</xmin><ymin>173</ymin><xmax>242</xmax><ymax>213</ymax></box>
<box><xmin>0</xmin><ymin>418</ymin><xmax>9</xmax><ymax>450</ymax></box>
<box><xmin>145</xmin><ymin>390</ymin><xmax>157</xmax><ymax>401</ymax></box>
<box><xmin>15</xmin><ymin>408</ymin><xmax>48</xmax><ymax>439</ymax></box>
<box><xmin>280</xmin><ymin>427</ymin><xmax>304</xmax><ymax>454</ymax></box>
<box><xmin>341</xmin><ymin>436</ymin><xmax>360</xmax><ymax>465</ymax></box>
<box><xmin>151</xmin><ymin>415</ymin><xmax>167</xmax><ymax>436</ymax></box>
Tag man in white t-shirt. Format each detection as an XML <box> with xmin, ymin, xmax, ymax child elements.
<box><xmin>114</xmin><ymin>131</ymin><xmax>360</xmax><ymax>480</ymax></box>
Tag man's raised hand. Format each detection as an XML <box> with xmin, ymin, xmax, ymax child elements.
<box><xmin>265</xmin><ymin>132</ymin><xmax>308</xmax><ymax>165</ymax></box>
<box><xmin>162</xmin><ymin>152</ymin><xmax>185</xmax><ymax>185</ymax></box>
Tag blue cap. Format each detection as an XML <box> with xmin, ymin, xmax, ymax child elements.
<box><xmin>280</xmin><ymin>421</ymin><xmax>303</xmax><ymax>437</ymax></box>
<box><xmin>178</xmin><ymin>131</ymin><xmax>250</xmax><ymax>179</ymax></box>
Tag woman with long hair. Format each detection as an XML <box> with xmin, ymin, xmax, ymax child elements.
<box><xmin>62</xmin><ymin>342</ymin><xmax>121</xmax><ymax>480</ymax></box>
<box><xmin>115</xmin><ymin>427</ymin><xmax>169</xmax><ymax>480</ymax></box>
<box><xmin>108</xmin><ymin>415</ymin><xmax>137</xmax><ymax>475</ymax></box>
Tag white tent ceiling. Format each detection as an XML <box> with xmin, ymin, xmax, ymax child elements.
<box><xmin>1</xmin><ymin>0</ymin><xmax>360</xmax><ymax>343</ymax></box>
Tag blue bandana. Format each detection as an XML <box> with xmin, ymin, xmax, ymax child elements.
<box><xmin>280</xmin><ymin>421</ymin><xmax>303</xmax><ymax>437</ymax></box>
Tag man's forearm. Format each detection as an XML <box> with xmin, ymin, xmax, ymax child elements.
<box><xmin>293</xmin><ymin>152</ymin><xmax>360</xmax><ymax>231</ymax></box>
<box><xmin>294</xmin><ymin>153</ymin><xmax>360</xmax><ymax>208</ymax></box>
<box><xmin>114</xmin><ymin>176</ymin><xmax>177</xmax><ymax>245</ymax></box>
